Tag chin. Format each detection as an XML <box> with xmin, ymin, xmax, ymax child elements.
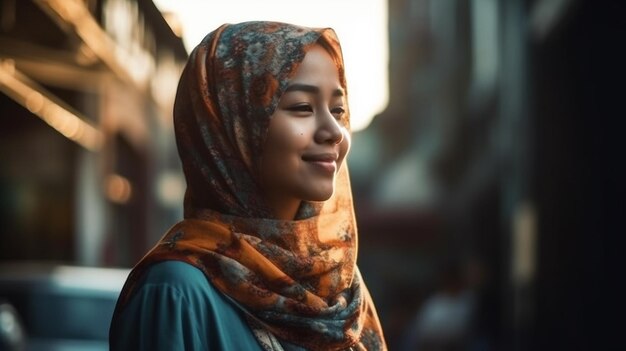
<box><xmin>303</xmin><ymin>187</ymin><xmax>335</xmax><ymax>202</ymax></box>
<box><xmin>295</xmin><ymin>177</ymin><xmax>337</xmax><ymax>202</ymax></box>
<box><xmin>309</xmin><ymin>193</ymin><xmax>334</xmax><ymax>202</ymax></box>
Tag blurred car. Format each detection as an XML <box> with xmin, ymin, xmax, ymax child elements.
<box><xmin>0</xmin><ymin>262</ymin><xmax>129</xmax><ymax>351</ymax></box>
<box><xmin>0</xmin><ymin>299</ymin><xmax>26</xmax><ymax>351</ymax></box>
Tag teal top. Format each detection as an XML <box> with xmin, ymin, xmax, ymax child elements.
<box><xmin>109</xmin><ymin>260</ymin><xmax>264</xmax><ymax>351</ymax></box>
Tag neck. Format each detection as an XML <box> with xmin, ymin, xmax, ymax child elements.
<box><xmin>266</xmin><ymin>197</ymin><xmax>301</xmax><ymax>220</ymax></box>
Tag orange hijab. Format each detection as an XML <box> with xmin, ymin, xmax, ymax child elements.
<box><xmin>116</xmin><ymin>21</ymin><xmax>386</xmax><ymax>350</ymax></box>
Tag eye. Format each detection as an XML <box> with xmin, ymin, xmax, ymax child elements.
<box><xmin>287</xmin><ymin>104</ymin><xmax>313</xmax><ymax>114</ymax></box>
<box><xmin>331</xmin><ymin>106</ymin><xmax>346</xmax><ymax>119</ymax></box>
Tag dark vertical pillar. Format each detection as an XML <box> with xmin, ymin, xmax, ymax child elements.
<box><xmin>530</xmin><ymin>1</ymin><xmax>625</xmax><ymax>349</ymax></box>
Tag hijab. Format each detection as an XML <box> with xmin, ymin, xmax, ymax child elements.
<box><xmin>115</xmin><ymin>21</ymin><xmax>386</xmax><ymax>351</ymax></box>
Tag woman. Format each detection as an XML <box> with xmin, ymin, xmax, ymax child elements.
<box><xmin>109</xmin><ymin>21</ymin><xmax>386</xmax><ymax>350</ymax></box>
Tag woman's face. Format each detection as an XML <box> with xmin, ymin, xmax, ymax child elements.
<box><xmin>260</xmin><ymin>45</ymin><xmax>351</xmax><ymax>219</ymax></box>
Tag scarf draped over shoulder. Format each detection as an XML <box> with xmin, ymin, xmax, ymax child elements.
<box><xmin>114</xmin><ymin>21</ymin><xmax>386</xmax><ymax>351</ymax></box>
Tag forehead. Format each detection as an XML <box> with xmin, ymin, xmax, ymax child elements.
<box><xmin>292</xmin><ymin>45</ymin><xmax>339</xmax><ymax>77</ymax></box>
<box><xmin>288</xmin><ymin>45</ymin><xmax>341</xmax><ymax>86</ymax></box>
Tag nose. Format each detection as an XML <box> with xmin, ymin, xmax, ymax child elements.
<box><xmin>314</xmin><ymin>109</ymin><xmax>344</xmax><ymax>145</ymax></box>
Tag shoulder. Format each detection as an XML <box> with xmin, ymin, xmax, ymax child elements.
<box><xmin>140</xmin><ymin>260</ymin><xmax>210</xmax><ymax>291</ymax></box>
<box><xmin>134</xmin><ymin>260</ymin><xmax>224</xmax><ymax>310</ymax></box>
<box><xmin>111</xmin><ymin>260</ymin><xmax>263</xmax><ymax>351</ymax></box>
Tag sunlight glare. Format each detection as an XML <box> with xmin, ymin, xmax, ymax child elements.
<box><xmin>154</xmin><ymin>0</ymin><xmax>388</xmax><ymax>131</ymax></box>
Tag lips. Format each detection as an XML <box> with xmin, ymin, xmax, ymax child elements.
<box><xmin>302</xmin><ymin>153</ymin><xmax>338</xmax><ymax>174</ymax></box>
<box><xmin>301</xmin><ymin>153</ymin><xmax>338</xmax><ymax>162</ymax></box>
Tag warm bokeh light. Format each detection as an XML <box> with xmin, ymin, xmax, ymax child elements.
<box><xmin>0</xmin><ymin>59</ymin><xmax>103</xmax><ymax>151</ymax></box>
<box><xmin>105</xmin><ymin>174</ymin><xmax>133</xmax><ymax>204</ymax></box>
<box><xmin>154</xmin><ymin>0</ymin><xmax>388</xmax><ymax>131</ymax></box>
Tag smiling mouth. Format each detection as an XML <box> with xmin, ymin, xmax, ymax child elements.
<box><xmin>301</xmin><ymin>153</ymin><xmax>338</xmax><ymax>162</ymax></box>
<box><xmin>302</xmin><ymin>153</ymin><xmax>338</xmax><ymax>173</ymax></box>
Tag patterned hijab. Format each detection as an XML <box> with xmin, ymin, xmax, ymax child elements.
<box><xmin>116</xmin><ymin>21</ymin><xmax>386</xmax><ymax>350</ymax></box>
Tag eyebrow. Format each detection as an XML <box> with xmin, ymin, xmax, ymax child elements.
<box><xmin>285</xmin><ymin>83</ymin><xmax>344</xmax><ymax>97</ymax></box>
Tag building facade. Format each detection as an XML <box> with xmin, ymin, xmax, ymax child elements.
<box><xmin>0</xmin><ymin>0</ymin><xmax>188</xmax><ymax>267</ymax></box>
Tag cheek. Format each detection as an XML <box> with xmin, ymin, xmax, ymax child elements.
<box><xmin>263</xmin><ymin>119</ymin><xmax>310</xmax><ymax>166</ymax></box>
<box><xmin>338</xmin><ymin>130</ymin><xmax>352</xmax><ymax>164</ymax></box>
<box><xmin>271</xmin><ymin>119</ymin><xmax>312</xmax><ymax>150</ymax></box>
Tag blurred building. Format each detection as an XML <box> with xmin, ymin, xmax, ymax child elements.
<box><xmin>349</xmin><ymin>0</ymin><xmax>623</xmax><ymax>349</ymax></box>
<box><xmin>0</xmin><ymin>0</ymin><xmax>188</xmax><ymax>267</ymax></box>
<box><xmin>1</xmin><ymin>0</ymin><xmax>623</xmax><ymax>350</ymax></box>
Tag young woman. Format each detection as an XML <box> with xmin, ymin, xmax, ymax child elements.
<box><xmin>109</xmin><ymin>21</ymin><xmax>386</xmax><ymax>350</ymax></box>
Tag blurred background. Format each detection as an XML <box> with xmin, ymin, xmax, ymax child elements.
<box><xmin>0</xmin><ymin>0</ymin><xmax>623</xmax><ymax>350</ymax></box>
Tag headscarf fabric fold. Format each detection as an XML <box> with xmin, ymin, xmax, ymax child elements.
<box><xmin>115</xmin><ymin>21</ymin><xmax>386</xmax><ymax>350</ymax></box>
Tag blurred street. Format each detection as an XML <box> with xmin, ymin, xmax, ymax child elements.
<box><xmin>1</xmin><ymin>0</ymin><xmax>623</xmax><ymax>350</ymax></box>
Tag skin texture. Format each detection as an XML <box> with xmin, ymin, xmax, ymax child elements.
<box><xmin>260</xmin><ymin>45</ymin><xmax>351</xmax><ymax>220</ymax></box>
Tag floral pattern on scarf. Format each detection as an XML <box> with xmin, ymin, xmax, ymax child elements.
<box><xmin>115</xmin><ymin>21</ymin><xmax>386</xmax><ymax>351</ymax></box>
